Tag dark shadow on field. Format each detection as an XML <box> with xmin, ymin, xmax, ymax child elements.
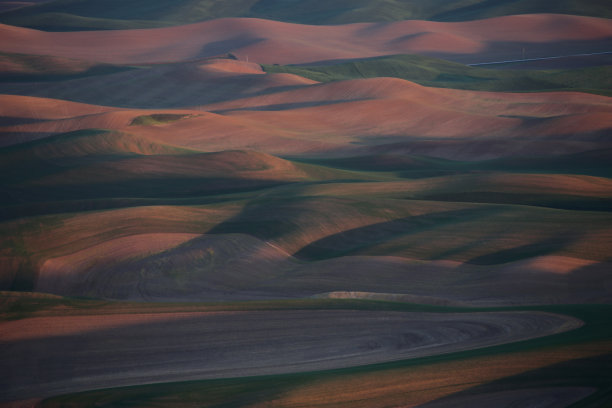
<box><xmin>14</xmin><ymin>177</ymin><xmax>290</xmax><ymax>200</ymax></box>
<box><xmin>0</xmin><ymin>132</ymin><xmax>55</xmax><ymax>148</ymax></box>
<box><xmin>568</xmin><ymin>261</ymin><xmax>612</xmax><ymax>304</ymax></box>
<box><xmin>0</xmin><ymin>61</ymin><xmax>315</xmax><ymax>109</ymax></box>
<box><xmin>301</xmin><ymin>153</ymin><xmax>457</xmax><ymax>174</ymax></box>
<box><xmin>199</xmin><ymin>36</ymin><xmax>264</xmax><ymax>57</ymax></box>
<box><xmin>416</xmin><ymin>354</ymin><xmax>612</xmax><ymax>408</ymax></box>
<box><xmin>360</xmin><ymin>131</ymin><xmax>612</xmax><ymax>164</ymax></box>
<box><xmin>295</xmin><ymin>56</ymin><xmax>387</xmax><ymax>67</ymax></box>
<box><xmin>470</xmin><ymin>148</ymin><xmax>612</xmax><ymax>178</ymax></box>
<box><xmin>304</xmin><ymin>149</ymin><xmax>612</xmax><ymax>180</ymax></box>
<box><xmin>207</xmin><ymin>196</ymin><xmax>317</xmax><ymax>241</ymax></box>
<box><xmin>422</xmin><ymin>192</ymin><xmax>612</xmax><ymax>212</ymax></box>
<box><xmin>211</xmin><ymin>99</ymin><xmax>353</xmax><ymax>113</ymax></box>
<box><xmin>0</xmin><ymin>64</ymin><xmax>135</xmax><ymax>83</ymax></box>
<box><xmin>0</xmin><ymin>177</ymin><xmax>292</xmax><ymax>221</ymax></box>
<box><xmin>293</xmin><ymin>207</ymin><xmax>502</xmax><ymax>260</ymax></box>
<box><xmin>0</xmin><ymin>116</ymin><xmax>50</xmax><ymax>126</ymax></box>
<box><xmin>467</xmin><ymin>235</ymin><xmax>578</xmax><ymax>265</ymax></box>
<box><xmin>430</xmin><ymin>0</ymin><xmax>538</xmax><ymax>22</ymax></box>
<box><xmin>0</xmin><ymin>197</ymin><xmax>153</xmax><ymax>222</ymax></box>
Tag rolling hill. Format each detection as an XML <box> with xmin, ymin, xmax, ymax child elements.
<box><xmin>264</xmin><ymin>54</ymin><xmax>612</xmax><ymax>95</ymax></box>
<box><xmin>1</xmin><ymin>0</ymin><xmax>610</xmax><ymax>30</ymax></box>
<box><xmin>1</xmin><ymin>3</ymin><xmax>611</xmax><ymax>408</ymax></box>
<box><xmin>3</xmin><ymin>77</ymin><xmax>611</xmax><ymax>159</ymax></box>
<box><xmin>1</xmin><ymin>14</ymin><xmax>611</xmax><ymax>66</ymax></box>
<box><xmin>0</xmin><ymin>56</ymin><xmax>317</xmax><ymax>108</ymax></box>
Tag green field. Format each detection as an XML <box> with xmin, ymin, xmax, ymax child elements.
<box><xmin>264</xmin><ymin>54</ymin><xmax>612</xmax><ymax>96</ymax></box>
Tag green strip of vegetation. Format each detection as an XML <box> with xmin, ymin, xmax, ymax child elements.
<box><xmin>129</xmin><ymin>113</ymin><xmax>192</xmax><ymax>126</ymax></box>
<box><xmin>263</xmin><ymin>54</ymin><xmax>612</xmax><ymax>95</ymax></box>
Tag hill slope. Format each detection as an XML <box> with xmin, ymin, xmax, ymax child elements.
<box><xmin>1</xmin><ymin>14</ymin><xmax>610</xmax><ymax>65</ymax></box>
<box><xmin>264</xmin><ymin>54</ymin><xmax>612</xmax><ymax>96</ymax></box>
<box><xmin>3</xmin><ymin>77</ymin><xmax>612</xmax><ymax>159</ymax></box>
<box><xmin>0</xmin><ymin>56</ymin><xmax>317</xmax><ymax>108</ymax></box>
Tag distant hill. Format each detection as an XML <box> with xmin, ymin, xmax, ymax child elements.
<box><xmin>1</xmin><ymin>0</ymin><xmax>611</xmax><ymax>31</ymax></box>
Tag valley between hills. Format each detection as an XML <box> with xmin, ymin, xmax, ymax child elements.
<box><xmin>0</xmin><ymin>1</ymin><xmax>611</xmax><ymax>407</ymax></box>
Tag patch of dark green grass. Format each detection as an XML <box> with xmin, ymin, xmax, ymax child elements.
<box><xmin>129</xmin><ymin>113</ymin><xmax>192</xmax><ymax>126</ymax></box>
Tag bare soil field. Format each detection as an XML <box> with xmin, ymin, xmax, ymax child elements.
<box><xmin>2</xmin><ymin>75</ymin><xmax>611</xmax><ymax>159</ymax></box>
<box><xmin>0</xmin><ymin>14</ymin><xmax>610</xmax><ymax>65</ymax></box>
<box><xmin>0</xmin><ymin>309</ymin><xmax>582</xmax><ymax>402</ymax></box>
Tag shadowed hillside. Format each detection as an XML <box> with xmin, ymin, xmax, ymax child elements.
<box><xmin>0</xmin><ymin>57</ymin><xmax>317</xmax><ymax>108</ymax></box>
<box><xmin>5</xmin><ymin>54</ymin><xmax>612</xmax><ymax>111</ymax></box>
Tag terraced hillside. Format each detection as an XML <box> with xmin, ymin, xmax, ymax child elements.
<box><xmin>1</xmin><ymin>4</ymin><xmax>611</xmax><ymax>408</ymax></box>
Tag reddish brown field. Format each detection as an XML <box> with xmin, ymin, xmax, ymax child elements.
<box><xmin>1</xmin><ymin>14</ymin><xmax>610</xmax><ymax>65</ymax></box>
<box><xmin>2</xmin><ymin>74</ymin><xmax>611</xmax><ymax>158</ymax></box>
